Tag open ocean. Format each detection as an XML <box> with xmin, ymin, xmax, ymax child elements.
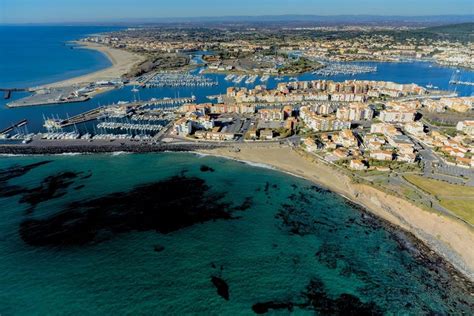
<box><xmin>0</xmin><ymin>26</ymin><xmax>473</xmax><ymax>314</ymax></box>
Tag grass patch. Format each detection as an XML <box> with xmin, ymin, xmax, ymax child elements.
<box><xmin>439</xmin><ymin>200</ymin><xmax>474</xmax><ymax>224</ymax></box>
<box><xmin>404</xmin><ymin>174</ymin><xmax>474</xmax><ymax>225</ymax></box>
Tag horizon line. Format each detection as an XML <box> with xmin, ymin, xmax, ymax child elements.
<box><xmin>1</xmin><ymin>13</ymin><xmax>473</xmax><ymax>26</ymax></box>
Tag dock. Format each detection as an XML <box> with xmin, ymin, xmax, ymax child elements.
<box><xmin>449</xmin><ymin>80</ymin><xmax>474</xmax><ymax>86</ymax></box>
<box><xmin>0</xmin><ymin>119</ymin><xmax>28</xmax><ymax>135</ymax></box>
<box><xmin>0</xmin><ymin>88</ymin><xmax>30</xmax><ymax>100</ymax></box>
<box><xmin>6</xmin><ymin>87</ymin><xmax>90</xmax><ymax>108</ymax></box>
<box><xmin>59</xmin><ymin>108</ymin><xmax>104</xmax><ymax>127</ymax></box>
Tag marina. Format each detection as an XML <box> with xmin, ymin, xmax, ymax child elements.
<box><xmin>97</xmin><ymin>122</ymin><xmax>164</xmax><ymax>133</ymax></box>
<box><xmin>38</xmin><ymin>96</ymin><xmax>191</xmax><ymax>133</ymax></box>
<box><xmin>313</xmin><ymin>63</ymin><xmax>378</xmax><ymax>76</ymax></box>
<box><xmin>143</xmin><ymin>72</ymin><xmax>218</xmax><ymax>88</ymax></box>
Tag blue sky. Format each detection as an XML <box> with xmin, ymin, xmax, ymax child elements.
<box><xmin>0</xmin><ymin>0</ymin><xmax>473</xmax><ymax>23</ymax></box>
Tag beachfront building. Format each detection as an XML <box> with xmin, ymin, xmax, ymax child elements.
<box><xmin>174</xmin><ymin>118</ymin><xmax>193</xmax><ymax>135</ymax></box>
<box><xmin>349</xmin><ymin>159</ymin><xmax>368</xmax><ymax>171</ymax></box>
<box><xmin>303</xmin><ymin>138</ymin><xmax>318</xmax><ymax>152</ymax></box>
<box><xmin>195</xmin><ymin>130</ymin><xmax>235</xmax><ymax>141</ymax></box>
<box><xmin>259</xmin><ymin>129</ymin><xmax>274</xmax><ymax>140</ymax></box>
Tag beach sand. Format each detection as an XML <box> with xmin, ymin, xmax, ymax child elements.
<box><xmin>39</xmin><ymin>42</ymin><xmax>145</xmax><ymax>89</ymax></box>
<box><xmin>198</xmin><ymin>144</ymin><xmax>474</xmax><ymax>281</ymax></box>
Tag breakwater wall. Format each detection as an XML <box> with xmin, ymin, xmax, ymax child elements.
<box><xmin>0</xmin><ymin>143</ymin><xmax>223</xmax><ymax>155</ymax></box>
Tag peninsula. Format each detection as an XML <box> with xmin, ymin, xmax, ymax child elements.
<box><xmin>40</xmin><ymin>41</ymin><xmax>145</xmax><ymax>89</ymax></box>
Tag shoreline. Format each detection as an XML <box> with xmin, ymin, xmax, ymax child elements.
<box><xmin>195</xmin><ymin>145</ymin><xmax>474</xmax><ymax>282</ymax></box>
<box><xmin>37</xmin><ymin>41</ymin><xmax>145</xmax><ymax>89</ymax></box>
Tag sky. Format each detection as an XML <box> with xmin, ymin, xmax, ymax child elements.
<box><xmin>0</xmin><ymin>0</ymin><xmax>473</xmax><ymax>24</ymax></box>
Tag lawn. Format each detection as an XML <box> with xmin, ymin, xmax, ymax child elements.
<box><xmin>404</xmin><ymin>174</ymin><xmax>474</xmax><ymax>225</ymax></box>
<box><xmin>440</xmin><ymin>200</ymin><xmax>474</xmax><ymax>224</ymax></box>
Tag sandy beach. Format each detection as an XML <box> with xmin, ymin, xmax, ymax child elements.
<box><xmin>39</xmin><ymin>42</ymin><xmax>145</xmax><ymax>89</ymax></box>
<box><xmin>198</xmin><ymin>144</ymin><xmax>474</xmax><ymax>281</ymax></box>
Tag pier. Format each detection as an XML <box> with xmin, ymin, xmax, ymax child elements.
<box><xmin>0</xmin><ymin>120</ymin><xmax>28</xmax><ymax>135</ymax></box>
<box><xmin>449</xmin><ymin>71</ymin><xmax>474</xmax><ymax>87</ymax></box>
<box><xmin>449</xmin><ymin>80</ymin><xmax>474</xmax><ymax>87</ymax></box>
<box><xmin>6</xmin><ymin>87</ymin><xmax>90</xmax><ymax>108</ymax></box>
<box><xmin>59</xmin><ymin>108</ymin><xmax>104</xmax><ymax>128</ymax></box>
<box><xmin>0</xmin><ymin>88</ymin><xmax>30</xmax><ymax>100</ymax></box>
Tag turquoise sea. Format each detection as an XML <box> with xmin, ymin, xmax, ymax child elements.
<box><xmin>0</xmin><ymin>26</ymin><xmax>473</xmax><ymax>314</ymax></box>
<box><xmin>0</xmin><ymin>153</ymin><xmax>473</xmax><ymax>314</ymax></box>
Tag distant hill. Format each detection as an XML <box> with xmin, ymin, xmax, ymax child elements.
<box><xmin>422</xmin><ymin>23</ymin><xmax>474</xmax><ymax>35</ymax></box>
<box><xmin>139</xmin><ymin>15</ymin><xmax>474</xmax><ymax>26</ymax></box>
<box><xmin>401</xmin><ymin>23</ymin><xmax>474</xmax><ymax>42</ymax></box>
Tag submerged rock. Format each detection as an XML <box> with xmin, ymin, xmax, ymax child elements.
<box><xmin>0</xmin><ymin>161</ymin><xmax>51</xmax><ymax>183</ymax></box>
<box><xmin>80</xmin><ymin>172</ymin><xmax>92</xmax><ymax>180</ymax></box>
<box><xmin>234</xmin><ymin>196</ymin><xmax>253</xmax><ymax>211</ymax></box>
<box><xmin>211</xmin><ymin>276</ymin><xmax>229</xmax><ymax>300</ymax></box>
<box><xmin>74</xmin><ymin>185</ymin><xmax>85</xmax><ymax>191</ymax></box>
<box><xmin>304</xmin><ymin>278</ymin><xmax>384</xmax><ymax>315</ymax></box>
<box><xmin>153</xmin><ymin>244</ymin><xmax>165</xmax><ymax>252</ymax></box>
<box><xmin>252</xmin><ymin>301</ymin><xmax>294</xmax><ymax>314</ymax></box>
<box><xmin>200</xmin><ymin>165</ymin><xmax>215</xmax><ymax>172</ymax></box>
<box><xmin>252</xmin><ymin>277</ymin><xmax>383</xmax><ymax>315</ymax></box>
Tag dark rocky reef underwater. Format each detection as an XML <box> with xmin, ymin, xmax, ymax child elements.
<box><xmin>0</xmin><ymin>160</ymin><xmax>92</xmax><ymax>212</ymax></box>
<box><xmin>252</xmin><ymin>277</ymin><xmax>384</xmax><ymax>315</ymax></box>
<box><xmin>211</xmin><ymin>276</ymin><xmax>230</xmax><ymax>301</ymax></box>
<box><xmin>0</xmin><ymin>161</ymin><xmax>51</xmax><ymax>198</ymax></box>
<box><xmin>19</xmin><ymin>171</ymin><xmax>84</xmax><ymax>211</ymax></box>
<box><xmin>19</xmin><ymin>175</ymin><xmax>250</xmax><ymax>247</ymax></box>
<box><xmin>200</xmin><ymin>165</ymin><xmax>215</xmax><ymax>172</ymax></box>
